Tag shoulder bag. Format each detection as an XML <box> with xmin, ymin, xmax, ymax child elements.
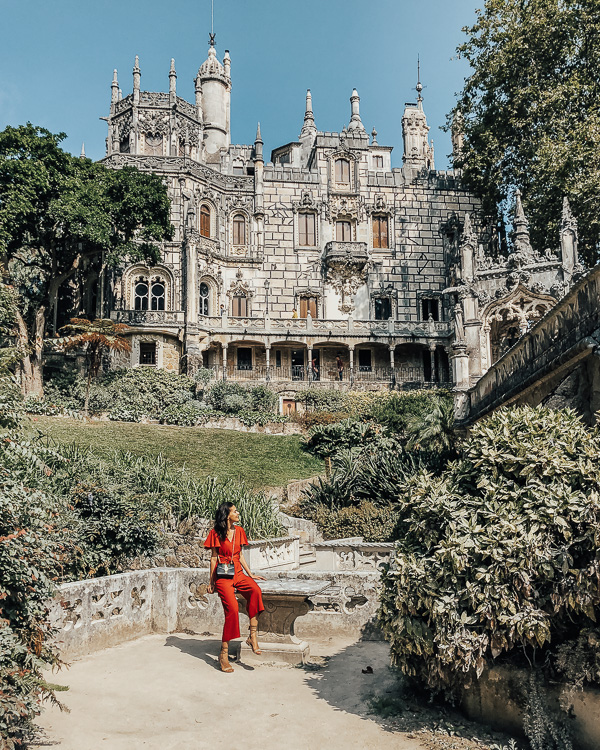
<box><xmin>216</xmin><ymin>528</ymin><xmax>236</xmax><ymax>578</ymax></box>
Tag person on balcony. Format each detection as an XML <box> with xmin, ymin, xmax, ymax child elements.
<box><xmin>312</xmin><ymin>358</ymin><xmax>319</xmax><ymax>381</ymax></box>
<box><xmin>205</xmin><ymin>503</ymin><xmax>265</xmax><ymax>672</ymax></box>
<box><xmin>336</xmin><ymin>355</ymin><xmax>344</xmax><ymax>381</ymax></box>
<box><xmin>292</xmin><ymin>308</ymin><xmax>298</xmax><ymax>319</ymax></box>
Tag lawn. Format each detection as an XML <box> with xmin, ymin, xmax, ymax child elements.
<box><xmin>28</xmin><ymin>416</ymin><xmax>323</xmax><ymax>490</ymax></box>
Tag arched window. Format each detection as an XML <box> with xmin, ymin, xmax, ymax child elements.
<box><xmin>298</xmin><ymin>213</ymin><xmax>316</xmax><ymax>246</ymax></box>
<box><xmin>145</xmin><ymin>134</ymin><xmax>163</xmax><ymax>156</ymax></box>
<box><xmin>150</xmin><ymin>280</ymin><xmax>165</xmax><ymax>311</ymax></box>
<box><xmin>200</xmin><ymin>205</ymin><xmax>211</xmax><ymax>238</ymax></box>
<box><xmin>199</xmin><ymin>282</ymin><xmax>210</xmax><ymax>316</ymax></box>
<box><xmin>134</xmin><ymin>279</ymin><xmax>149</xmax><ymax>310</ymax></box>
<box><xmin>232</xmin><ymin>292</ymin><xmax>248</xmax><ymax>317</ymax></box>
<box><xmin>335</xmin><ymin>158</ymin><xmax>350</xmax><ymax>184</ymax></box>
<box><xmin>233</xmin><ymin>214</ymin><xmax>246</xmax><ymax>246</ymax></box>
<box><xmin>335</xmin><ymin>220</ymin><xmax>352</xmax><ymax>242</ymax></box>
<box><xmin>372</xmin><ymin>215</ymin><xmax>389</xmax><ymax>249</ymax></box>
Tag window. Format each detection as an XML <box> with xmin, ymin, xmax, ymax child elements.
<box><xmin>233</xmin><ymin>214</ymin><xmax>246</xmax><ymax>245</ymax></box>
<box><xmin>298</xmin><ymin>213</ymin><xmax>316</xmax><ymax>246</ymax></box>
<box><xmin>237</xmin><ymin>347</ymin><xmax>252</xmax><ymax>370</ymax></box>
<box><xmin>150</xmin><ymin>280</ymin><xmax>165</xmax><ymax>311</ymax></box>
<box><xmin>278</xmin><ymin>152</ymin><xmax>291</xmax><ymax>165</ymax></box>
<box><xmin>336</xmin><ymin>221</ymin><xmax>352</xmax><ymax>242</ymax></box>
<box><xmin>275</xmin><ymin>350</ymin><xmax>282</xmax><ymax>369</ymax></box>
<box><xmin>134</xmin><ymin>280</ymin><xmax>149</xmax><ymax>311</ymax></box>
<box><xmin>200</xmin><ymin>205</ymin><xmax>211</xmax><ymax>238</ymax></box>
<box><xmin>335</xmin><ymin>158</ymin><xmax>350</xmax><ymax>184</ymax></box>
<box><xmin>372</xmin><ymin>215</ymin><xmax>389</xmax><ymax>249</ymax></box>
<box><xmin>374</xmin><ymin>297</ymin><xmax>392</xmax><ymax>320</ymax></box>
<box><xmin>299</xmin><ymin>296</ymin><xmax>318</xmax><ymax>319</ymax></box>
<box><xmin>232</xmin><ymin>293</ymin><xmax>248</xmax><ymax>317</ymax></box>
<box><xmin>232</xmin><ymin>164</ymin><xmax>244</xmax><ymax>175</ymax></box>
<box><xmin>145</xmin><ymin>134</ymin><xmax>163</xmax><ymax>156</ymax></box>
<box><xmin>358</xmin><ymin>349</ymin><xmax>372</xmax><ymax>372</ymax></box>
<box><xmin>120</xmin><ymin>139</ymin><xmax>130</xmax><ymax>154</ymax></box>
<box><xmin>199</xmin><ymin>282</ymin><xmax>210</xmax><ymax>316</ymax></box>
<box><xmin>422</xmin><ymin>298</ymin><xmax>439</xmax><ymax>322</ymax></box>
<box><xmin>139</xmin><ymin>342</ymin><xmax>156</xmax><ymax>366</ymax></box>
<box><xmin>373</xmin><ymin>155</ymin><xmax>384</xmax><ymax>169</ymax></box>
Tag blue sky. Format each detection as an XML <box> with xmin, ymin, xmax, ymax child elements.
<box><xmin>0</xmin><ymin>0</ymin><xmax>479</xmax><ymax>169</ymax></box>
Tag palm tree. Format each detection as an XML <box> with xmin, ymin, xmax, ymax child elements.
<box><xmin>51</xmin><ymin>318</ymin><xmax>131</xmax><ymax>415</ymax></box>
<box><xmin>406</xmin><ymin>394</ymin><xmax>456</xmax><ymax>454</ymax></box>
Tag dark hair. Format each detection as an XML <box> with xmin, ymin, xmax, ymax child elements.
<box><xmin>214</xmin><ymin>502</ymin><xmax>234</xmax><ymax>542</ymax></box>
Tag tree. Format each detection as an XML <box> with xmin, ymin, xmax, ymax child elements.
<box><xmin>0</xmin><ymin>124</ymin><xmax>173</xmax><ymax>397</ymax></box>
<box><xmin>50</xmin><ymin>318</ymin><xmax>131</xmax><ymax>415</ymax></box>
<box><xmin>406</xmin><ymin>394</ymin><xmax>456</xmax><ymax>454</ymax></box>
<box><xmin>452</xmin><ymin>0</ymin><xmax>600</xmax><ymax>265</ymax></box>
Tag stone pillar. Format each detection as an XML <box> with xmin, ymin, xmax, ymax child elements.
<box><xmin>389</xmin><ymin>345</ymin><xmax>396</xmax><ymax>386</ymax></box>
<box><xmin>451</xmin><ymin>342</ymin><xmax>470</xmax><ymax>390</ymax></box>
<box><xmin>222</xmin><ymin>344</ymin><xmax>228</xmax><ymax>381</ymax></box>
<box><xmin>307</xmin><ymin>346</ymin><xmax>313</xmax><ymax>383</ymax></box>
<box><xmin>429</xmin><ymin>343</ymin><xmax>437</xmax><ymax>383</ymax></box>
<box><xmin>349</xmin><ymin>347</ymin><xmax>355</xmax><ymax>385</ymax></box>
<box><xmin>265</xmin><ymin>345</ymin><xmax>271</xmax><ymax>382</ymax></box>
<box><xmin>186</xmin><ymin>241</ymin><xmax>198</xmax><ymax>325</ymax></box>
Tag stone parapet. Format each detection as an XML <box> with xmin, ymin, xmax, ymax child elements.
<box><xmin>313</xmin><ymin>540</ymin><xmax>394</xmax><ymax>572</ymax></box>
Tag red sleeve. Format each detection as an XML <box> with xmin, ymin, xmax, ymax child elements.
<box><xmin>238</xmin><ymin>527</ymin><xmax>249</xmax><ymax>546</ymax></box>
<box><xmin>204</xmin><ymin>529</ymin><xmax>221</xmax><ymax>549</ymax></box>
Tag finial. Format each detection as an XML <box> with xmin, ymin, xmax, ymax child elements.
<box><xmin>254</xmin><ymin>122</ymin><xmax>264</xmax><ymax>163</ymax></box>
<box><xmin>170</xmin><ymin>58</ymin><xmax>176</xmax><ymax>73</ymax></box>
<box><xmin>134</xmin><ymin>55</ymin><xmax>140</xmax><ymax>71</ymax></box>
<box><xmin>80</xmin><ymin>143</ymin><xmax>86</xmax><ymax>159</ymax></box>
<box><xmin>223</xmin><ymin>49</ymin><xmax>231</xmax><ymax>77</ymax></box>
<box><xmin>169</xmin><ymin>58</ymin><xmax>177</xmax><ymax>94</ymax></box>
<box><xmin>513</xmin><ymin>189</ymin><xmax>532</xmax><ymax>253</ymax></box>
<box><xmin>300</xmin><ymin>89</ymin><xmax>317</xmax><ymax>138</ymax></box>
<box><xmin>255</xmin><ymin>122</ymin><xmax>263</xmax><ymax>143</ymax></box>
<box><xmin>348</xmin><ymin>88</ymin><xmax>366</xmax><ymax>133</ymax></box>
<box><xmin>111</xmin><ymin>69</ymin><xmax>119</xmax><ymax>104</ymax></box>
<box><xmin>463</xmin><ymin>212</ymin><xmax>473</xmax><ymax>238</ymax></box>
<box><xmin>371</xmin><ymin>127</ymin><xmax>378</xmax><ymax>145</ymax></box>
<box><xmin>561</xmin><ymin>196</ymin><xmax>577</xmax><ymax>234</ymax></box>
<box><xmin>209</xmin><ymin>32</ymin><xmax>216</xmax><ymax>48</ymax></box>
<box><xmin>416</xmin><ymin>55</ymin><xmax>424</xmax><ymax>109</ymax></box>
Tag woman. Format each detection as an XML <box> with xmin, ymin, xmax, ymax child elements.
<box><xmin>205</xmin><ymin>502</ymin><xmax>266</xmax><ymax>672</ymax></box>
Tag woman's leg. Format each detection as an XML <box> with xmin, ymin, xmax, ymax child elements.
<box><xmin>219</xmin><ymin>640</ymin><xmax>234</xmax><ymax>673</ymax></box>
<box><xmin>214</xmin><ymin>578</ymin><xmax>241</xmax><ymax>642</ymax></box>
<box><xmin>235</xmin><ymin>576</ymin><xmax>265</xmax><ymax>654</ymax></box>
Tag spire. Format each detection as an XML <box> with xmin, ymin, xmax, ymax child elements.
<box><xmin>223</xmin><ymin>49</ymin><xmax>231</xmax><ymax>80</ymax></box>
<box><xmin>169</xmin><ymin>58</ymin><xmax>177</xmax><ymax>95</ymax></box>
<box><xmin>80</xmin><ymin>143</ymin><xmax>86</xmax><ymax>159</ymax></box>
<box><xmin>300</xmin><ymin>89</ymin><xmax>316</xmax><ymax>139</ymax></box>
<box><xmin>513</xmin><ymin>189</ymin><xmax>532</xmax><ymax>254</ymax></box>
<box><xmin>416</xmin><ymin>56</ymin><xmax>423</xmax><ymax>110</ymax></box>
<box><xmin>561</xmin><ymin>196</ymin><xmax>577</xmax><ymax>235</ymax></box>
<box><xmin>371</xmin><ymin>127</ymin><xmax>378</xmax><ymax>145</ymax></box>
<box><xmin>111</xmin><ymin>69</ymin><xmax>119</xmax><ymax>105</ymax></box>
<box><xmin>348</xmin><ymin>88</ymin><xmax>366</xmax><ymax>133</ymax></box>
<box><xmin>133</xmin><ymin>55</ymin><xmax>141</xmax><ymax>104</ymax></box>
<box><xmin>254</xmin><ymin>122</ymin><xmax>263</xmax><ymax>162</ymax></box>
<box><xmin>463</xmin><ymin>212</ymin><xmax>474</xmax><ymax>241</ymax></box>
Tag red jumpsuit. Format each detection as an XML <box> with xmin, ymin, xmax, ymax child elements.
<box><xmin>204</xmin><ymin>526</ymin><xmax>264</xmax><ymax>642</ymax></box>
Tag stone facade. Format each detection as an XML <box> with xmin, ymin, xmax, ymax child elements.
<box><xmin>90</xmin><ymin>38</ymin><xmax>583</xmax><ymax>393</ymax></box>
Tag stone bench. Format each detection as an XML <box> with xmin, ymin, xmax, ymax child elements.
<box><xmin>237</xmin><ymin>579</ymin><xmax>331</xmax><ymax>665</ymax></box>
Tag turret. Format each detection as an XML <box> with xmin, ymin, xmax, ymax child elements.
<box><xmin>402</xmin><ymin>62</ymin><xmax>434</xmax><ymax>171</ymax></box>
<box><xmin>348</xmin><ymin>88</ymin><xmax>366</xmax><ymax>134</ymax></box>
<box><xmin>196</xmin><ymin>36</ymin><xmax>231</xmax><ymax>155</ymax></box>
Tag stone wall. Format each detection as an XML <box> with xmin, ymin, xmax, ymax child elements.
<box><xmin>313</xmin><ymin>540</ymin><xmax>394</xmax><ymax>572</ymax></box>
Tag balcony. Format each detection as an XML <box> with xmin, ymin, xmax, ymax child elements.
<box><xmin>111</xmin><ymin>310</ymin><xmax>185</xmax><ymax>326</ymax></box>
<box><xmin>323</xmin><ymin>241</ymin><xmax>369</xmax><ymax>272</ymax></box>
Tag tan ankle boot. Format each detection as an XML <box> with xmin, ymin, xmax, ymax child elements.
<box><xmin>219</xmin><ymin>642</ymin><xmax>234</xmax><ymax>672</ymax></box>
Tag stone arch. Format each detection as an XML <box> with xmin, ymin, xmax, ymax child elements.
<box><xmin>481</xmin><ymin>284</ymin><xmax>556</xmax><ymax>368</ymax></box>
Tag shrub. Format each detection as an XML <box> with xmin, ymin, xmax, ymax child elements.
<box><xmin>296</xmin><ymin>411</ymin><xmax>351</xmax><ymax>428</ymax></box>
<box><xmin>378</xmin><ymin>406</ymin><xmax>600</xmax><ymax>698</ymax></box>
<box><xmin>222</xmin><ymin>393</ymin><xmax>249</xmax><ymax>413</ymax></box>
<box><xmin>160</xmin><ymin>400</ymin><xmax>206</xmax><ymax>426</ymax></box>
<box><xmin>249</xmin><ymin>384</ymin><xmax>278</xmax><ymax>412</ymax></box>
<box><xmin>299</xmin><ymin>501</ymin><xmax>400</xmax><ymax>542</ymax></box>
<box><xmin>206</xmin><ymin>381</ymin><xmax>248</xmax><ymax>412</ymax></box>
<box><xmin>303</xmin><ymin>419</ymin><xmax>381</xmax><ymax>458</ymax></box>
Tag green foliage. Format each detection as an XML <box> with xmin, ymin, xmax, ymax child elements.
<box><xmin>0</xmin><ymin>123</ymin><xmax>173</xmax><ymax>396</ymax></box>
<box><xmin>248</xmin><ymin>384</ymin><xmax>278</xmax><ymax>412</ymax></box>
<box><xmin>406</xmin><ymin>394</ymin><xmax>456</xmax><ymax>454</ymax></box>
<box><xmin>303</xmin><ymin>419</ymin><xmax>381</xmax><ymax>458</ymax></box>
<box><xmin>452</xmin><ymin>0</ymin><xmax>600</xmax><ymax>264</ymax></box>
<box><xmin>160</xmin><ymin>400</ymin><xmax>207</xmax><ymax>426</ymax></box>
<box><xmin>296</xmin><ymin>411</ymin><xmax>353</xmax><ymax>428</ymax></box>
<box><xmin>301</xmin><ymin>501</ymin><xmax>400</xmax><ymax>542</ymax></box>
<box><xmin>378</xmin><ymin>406</ymin><xmax>600</xmax><ymax>698</ymax></box>
<box><xmin>206</xmin><ymin>381</ymin><xmax>248</xmax><ymax>412</ymax></box>
<box><xmin>296</xmin><ymin>388</ymin><xmax>348</xmax><ymax>413</ymax></box>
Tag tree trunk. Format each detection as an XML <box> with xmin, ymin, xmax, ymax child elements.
<box><xmin>15</xmin><ymin>306</ymin><xmax>46</xmax><ymax>398</ymax></box>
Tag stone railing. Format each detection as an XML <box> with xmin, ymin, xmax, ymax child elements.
<box><xmin>111</xmin><ymin>309</ymin><xmax>186</xmax><ymax>326</ymax></box>
<box><xmin>49</xmin><ymin>566</ymin><xmax>382</xmax><ymax>658</ymax></box>
<box><xmin>244</xmin><ymin>536</ymin><xmax>299</xmax><ymax>571</ymax></box>
<box><xmin>313</xmin><ymin>540</ymin><xmax>394</xmax><ymax>572</ymax></box>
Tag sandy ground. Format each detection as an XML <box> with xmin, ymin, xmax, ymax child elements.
<box><xmin>35</xmin><ymin>634</ymin><xmax>428</xmax><ymax>750</ymax></box>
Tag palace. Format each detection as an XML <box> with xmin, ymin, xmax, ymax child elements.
<box><xmin>95</xmin><ymin>38</ymin><xmax>583</xmax><ymax>391</ymax></box>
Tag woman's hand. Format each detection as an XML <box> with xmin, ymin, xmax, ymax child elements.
<box><xmin>207</xmin><ymin>582</ymin><xmax>215</xmax><ymax>594</ymax></box>
<box><xmin>251</xmin><ymin>574</ymin><xmax>266</xmax><ymax>581</ymax></box>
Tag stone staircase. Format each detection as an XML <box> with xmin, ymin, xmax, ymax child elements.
<box><xmin>298</xmin><ymin>543</ymin><xmax>317</xmax><ymax>568</ymax></box>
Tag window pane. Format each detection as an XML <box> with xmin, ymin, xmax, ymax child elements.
<box><xmin>139</xmin><ymin>342</ymin><xmax>156</xmax><ymax>366</ymax></box>
<box><xmin>336</xmin><ymin>221</ymin><xmax>351</xmax><ymax>242</ymax></box>
<box><xmin>335</xmin><ymin>159</ymin><xmax>350</xmax><ymax>183</ymax></box>
<box><xmin>358</xmin><ymin>349</ymin><xmax>372</xmax><ymax>371</ymax></box>
<box><xmin>299</xmin><ymin>213</ymin><xmax>316</xmax><ymax>246</ymax></box>
<box><xmin>233</xmin><ymin>215</ymin><xmax>246</xmax><ymax>245</ymax></box>
<box><xmin>374</xmin><ymin>298</ymin><xmax>391</xmax><ymax>320</ymax></box>
<box><xmin>233</xmin><ymin>294</ymin><xmax>247</xmax><ymax>317</ymax></box>
<box><xmin>135</xmin><ymin>281</ymin><xmax>148</xmax><ymax>311</ymax></box>
<box><xmin>200</xmin><ymin>206</ymin><xmax>211</xmax><ymax>238</ymax></box>
<box><xmin>237</xmin><ymin>347</ymin><xmax>252</xmax><ymax>370</ymax></box>
<box><xmin>150</xmin><ymin>281</ymin><xmax>165</xmax><ymax>311</ymax></box>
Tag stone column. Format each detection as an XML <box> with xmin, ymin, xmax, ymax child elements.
<box><xmin>307</xmin><ymin>346</ymin><xmax>313</xmax><ymax>383</ymax></box>
<box><xmin>429</xmin><ymin>343</ymin><xmax>437</xmax><ymax>383</ymax></box>
<box><xmin>186</xmin><ymin>241</ymin><xmax>198</xmax><ymax>325</ymax></box>
<box><xmin>265</xmin><ymin>345</ymin><xmax>271</xmax><ymax>382</ymax></box>
<box><xmin>349</xmin><ymin>346</ymin><xmax>355</xmax><ymax>385</ymax></box>
<box><xmin>451</xmin><ymin>342</ymin><xmax>470</xmax><ymax>390</ymax></box>
<box><xmin>389</xmin><ymin>345</ymin><xmax>396</xmax><ymax>386</ymax></box>
<box><xmin>222</xmin><ymin>343</ymin><xmax>228</xmax><ymax>381</ymax></box>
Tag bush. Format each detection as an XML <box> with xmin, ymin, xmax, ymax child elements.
<box><xmin>296</xmin><ymin>411</ymin><xmax>351</xmax><ymax>428</ymax></box>
<box><xmin>249</xmin><ymin>384</ymin><xmax>277</xmax><ymax>412</ymax></box>
<box><xmin>206</xmin><ymin>381</ymin><xmax>248</xmax><ymax>412</ymax></box>
<box><xmin>378</xmin><ymin>406</ymin><xmax>600</xmax><ymax>698</ymax></box>
<box><xmin>160</xmin><ymin>400</ymin><xmax>206</xmax><ymax>426</ymax></box>
<box><xmin>299</xmin><ymin>501</ymin><xmax>400</xmax><ymax>542</ymax></box>
<box><xmin>303</xmin><ymin>419</ymin><xmax>381</xmax><ymax>458</ymax></box>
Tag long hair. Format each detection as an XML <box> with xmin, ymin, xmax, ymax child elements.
<box><xmin>214</xmin><ymin>502</ymin><xmax>234</xmax><ymax>542</ymax></box>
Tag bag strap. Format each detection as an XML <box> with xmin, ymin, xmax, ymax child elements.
<box><xmin>230</xmin><ymin>527</ymin><xmax>236</xmax><ymax>565</ymax></box>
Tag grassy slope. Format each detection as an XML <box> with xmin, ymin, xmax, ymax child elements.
<box><xmin>28</xmin><ymin>416</ymin><xmax>323</xmax><ymax>490</ymax></box>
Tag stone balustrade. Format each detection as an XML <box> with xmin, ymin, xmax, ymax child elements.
<box><xmin>313</xmin><ymin>539</ymin><xmax>394</xmax><ymax>572</ymax></box>
<box><xmin>49</xmin><ymin>566</ymin><xmax>382</xmax><ymax>659</ymax></box>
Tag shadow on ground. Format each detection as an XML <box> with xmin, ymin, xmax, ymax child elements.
<box><xmin>302</xmin><ymin>636</ymin><xmax>524</xmax><ymax>750</ymax></box>
<box><xmin>165</xmin><ymin>635</ymin><xmax>255</xmax><ymax>671</ymax></box>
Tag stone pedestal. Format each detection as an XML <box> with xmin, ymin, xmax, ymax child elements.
<box><xmin>237</xmin><ymin>580</ymin><xmax>330</xmax><ymax>665</ymax></box>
